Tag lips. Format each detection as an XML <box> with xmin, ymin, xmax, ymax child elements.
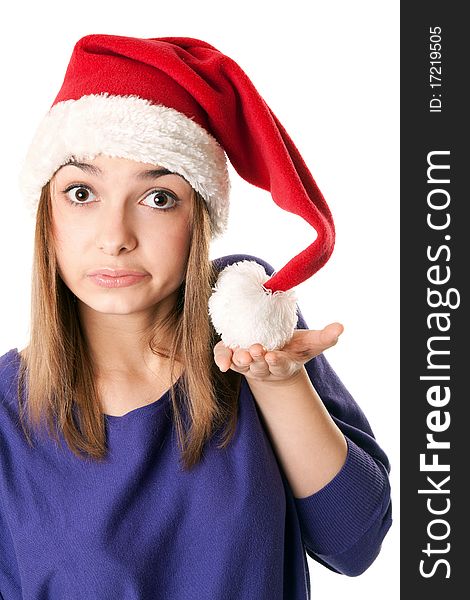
<box><xmin>88</xmin><ymin>268</ymin><xmax>148</xmax><ymax>277</ymax></box>
<box><xmin>87</xmin><ymin>269</ymin><xmax>149</xmax><ymax>289</ymax></box>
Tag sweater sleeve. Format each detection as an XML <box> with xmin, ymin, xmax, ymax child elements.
<box><xmin>220</xmin><ymin>254</ymin><xmax>393</xmax><ymax>577</ymax></box>
<box><xmin>289</xmin><ymin>347</ymin><xmax>392</xmax><ymax>576</ymax></box>
<box><xmin>0</xmin><ymin>490</ymin><xmax>21</xmax><ymax>598</ymax></box>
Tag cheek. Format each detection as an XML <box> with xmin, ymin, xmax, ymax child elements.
<box><xmin>52</xmin><ymin>202</ymin><xmax>88</xmax><ymax>242</ymax></box>
<box><xmin>52</xmin><ymin>219</ymin><xmax>89</xmax><ymax>273</ymax></box>
<box><xmin>172</xmin><ymin>223</ymin><xmax>192</xmax><ymax>260</ymax></box>
<box><xmin>54</xmin><ymin>240</ymin><xmax>79</xmax><ymax>282</ymax></box>
<box><xmin>146</xmin><ymin>213</ymin><xmax>191</xmax><ymax>249</ymax></box>
<box><xmin>145</xmin><ymin>223</ymin><xmax>191</xmax><ymax>277</ymax></box>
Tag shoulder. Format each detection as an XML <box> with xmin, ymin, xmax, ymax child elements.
<box><xmin>0</xmin><ymin>348</ymin><xmax>20</xmax><ymax>378</ymax></box>
<box><xmin>0</xmin><ymin>348</ymin><xmax>20</xmax><ymax>376</ymax></box>
<box><xmin>211</xmin><ymin>253</ymin><xmax>276</xmax><ymax>276</ymax></box>
<box><xmin>0</xmin><ymin>348</ymin><xmax>21</xmax><ymax>409</ymax></box>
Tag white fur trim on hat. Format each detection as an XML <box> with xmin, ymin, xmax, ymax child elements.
<box><xmin>18</xmin><ymin>93</ymin><xmax>230</xmax><ymax>238</ymax></box>
<box><xmin>208</xmin><ymin>260</ymin><xmax>299</xmax><ymax>351</ymax></box>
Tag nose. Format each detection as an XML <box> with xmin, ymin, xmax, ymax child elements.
<box><xmin>94</xmin><ymin>205</ymin><xmax>137</xmax><ymax>255</ymax></box>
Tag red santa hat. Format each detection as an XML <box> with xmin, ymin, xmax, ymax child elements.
<box><xmin>19</xmin><ymin>34</ymin><xmax>335</xmax><ymax>351</ymax></box>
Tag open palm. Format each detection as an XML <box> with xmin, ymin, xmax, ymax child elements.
<box><xmin>214</xmin><ymin>322</ymin><xmax>344</xmax><ymax>383</ymax></box>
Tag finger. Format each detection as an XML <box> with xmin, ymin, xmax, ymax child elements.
<box><xmin>249</xmin><ymin>344</ymin><xmax>267</xmax><ymax>360</ymax></box>
<box><xmin>296</xmin><ymin>323</ymin><xmax>344</xmax><ymax>355</ymax></box>
<box><xmin>247</xmin><ymin>344</ymin><xmax>271</xmax><ymax>377</ymax></box>
<box><xmin>264</xmin><ymin>351</ymin><xmax>298</xmax><ymax>378</ymax></box>
<box><xmin>320</xmin><ymin>322</ymin><xmax>344</xmax><ymax>348</ymax></box>
<box><xmin>232</xmin><ymin>348</ymin><xmax>253</xmax><ymax>371</ymax></box>
<box><xmin>213</xmin><ymin>341</ymin><xmax>234</xmax><ymax>372</ymax></box>
<box><xmin>264</xmin><ymin>350</ymin><xmax>286</xmax><ymax>370</ymax></box>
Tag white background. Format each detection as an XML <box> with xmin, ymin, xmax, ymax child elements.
<box><xmin>0</xmin><ymin>1</ymin><xmax>399</xmax><ymax>597</ymax></box>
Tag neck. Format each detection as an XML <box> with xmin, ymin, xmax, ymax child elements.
<box><xmin>77</xmin><ymin>295</ymin><xmax>178</xmax><ymax>378</ymax></box>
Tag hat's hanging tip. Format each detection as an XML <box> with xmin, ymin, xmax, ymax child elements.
<box><xmin>208</xmin><ymin>260</ymin><xmax>299</xmax><ymax>351</ymax></box>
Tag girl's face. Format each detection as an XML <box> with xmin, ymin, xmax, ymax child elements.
<box><xmin>50</xmin><ymin>154</ymin><xmax>194</xmax><ymax>318</ymax></box>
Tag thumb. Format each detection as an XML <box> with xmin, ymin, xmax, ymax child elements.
<box><xmin>320</xmin><ymin>322</ymin><xmax>344</xmax><ymax>347</ymax></box>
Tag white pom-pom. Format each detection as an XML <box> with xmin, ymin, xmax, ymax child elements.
<box><xmin>208</xmin><ymin>260</ymin><xmax>298</xmax><ymax>351</ymax></box>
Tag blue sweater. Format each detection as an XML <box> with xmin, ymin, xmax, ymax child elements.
<box><xmin>0</xmin><ymin>254</ymin><xmax>392</xmax><ymax>599</ymax></box>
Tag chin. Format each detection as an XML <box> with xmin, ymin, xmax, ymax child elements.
<box><xmin>76</xmin><ymin>293</ymin><xmax>157</xmax><ymax>316</ymax></box>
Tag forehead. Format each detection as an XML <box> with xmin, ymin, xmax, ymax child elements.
<box><xmin>54</xmin><ymin>155</ymin><xmax>173</xmax><ymax>178</ymax></box>
<box><xmin>51</xmin><ymin>157</ymin><xmax>194</xmax><ymax>194</ymax></box>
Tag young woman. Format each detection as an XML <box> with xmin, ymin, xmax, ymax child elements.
<box><xmin>0</xmin><ymin>34</ymin><xmax>392</xmax><ymax>599</ymax></box>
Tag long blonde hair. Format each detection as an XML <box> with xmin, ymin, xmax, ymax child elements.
<box><xmin>17</xmin><ymin>181</ymin><xmax>241</xmax><ymax>471</ymax></box>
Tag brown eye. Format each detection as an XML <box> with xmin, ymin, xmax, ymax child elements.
<box><xmin>74</xmin><ymin>188</ymin><xmax>90</xmax><ymax>202</ymax></box>
<box><xmin>64</xmin><ymin>185</ymin><xmax>96</xmax><ymax>206</ymax></box>
<box><xmin>142</xmin><ymin>190</ymin><xmax>180</xmax><ymax>211</ymax></box>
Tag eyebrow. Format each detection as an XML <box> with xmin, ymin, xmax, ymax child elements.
<box><xmin>57</xmin><ymin>161</ymin><xmax>174</xmax><ymax>180</ymax></box>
